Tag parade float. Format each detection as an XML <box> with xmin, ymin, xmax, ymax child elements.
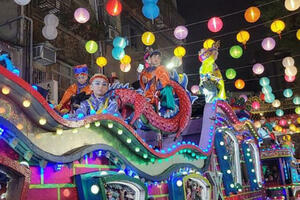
<box><xmin>0</xmin><ymin>41</ymin><xmax>269</xmax><ymax>200</ymax></box>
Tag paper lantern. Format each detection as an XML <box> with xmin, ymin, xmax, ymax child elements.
<box><xmin>142</xmin><ymin>3</ymin><xmax>160</xmax><ymax>20</ymax></box>
<box><xmin>174</xmin><ymin>26</ymin><xmax>188</xmax><ymax>40</ymax></box>
<box><xmin>207</xmin><ymin>17</ymin><xmax>223</xmax><ymax>33</ymax></box>
<box><xmin>44</xmin><ymin>14</ymin><xmax>59</xmax><ymax>27</ymax></box>
<box><xmin>229</xmin><ymin>45</ymin><xmax>243</xmax><ymax>59</ymax></box>
<box><xmin>283</xmin><ymin>89</ymin><xmax>293</xmax><ymax>98</ymax></box>
<box><xmin>252</xmin><ymin>101</ymin><xmax>260</xmax><ymax>110</ymax></box>
<box><xmin>285</xmin><ymin>66</ymin><xmax>297</xmax><ymax>76</ymax></box>
<box><xmin>174</xmin><ymin>46</ymin><xmax>186</xmax><ymax>57</ymax></box>
<box><xmin>42</xmin><ymin>26</ymin><xmax>58</xmax><ymax>40</ymax></box>
<box><xmin>96</xmin><ymin>57</ymin><xmax>107</xmax><ymax>68</ymax></box>
<box><xmin>120</xmin><ymin>55</ymin><xmax>131</xmax><ymax>64</ymax></box>
<box><xmin>252</xmin><ymin>63</ymin><xmax>264</xmax><ymax>75</ymax></box>
<box><xmin>225</xmin><ymin>68</ymin><xmax>236</xmax><ymax>80</ymax></box>
<box><xmin>276</xmin><ymin>109</ymin><xmax>284</xmax><ymax>117</ymax></box>
<box><xmin>262</xmin><ymin>85</ymin><xmax>272</xmax><ymax>94</ymax></box>
<box><xmin>297</xmin><ymin>117</ymin><xmax>300</xmax><ymax>124</ymax></box>
<box><xmin>235</xmin><ymin>79</ymin><xmax>245</xmax><ymax>89</ymax></box>
<box><xmin>106</xmin><ymin>0</ymin><xmax>122</xmax><ymax>16</ymax></box>
<box><xmin>191</xmin><ymin>85</ymin><xmax>200</xmax><ymax>94</ymax></box>
<box><xmin>282</xmin><ymin>57</ymin><xmax>295</xmax><ymax>68</ymax></box>
<box><xmin>244</xmin><ymin>7</ymin><xmax>260</xmax><ymax>23</ymax></box>
<box><xmin>74</xmin><ymin>8</ymin><xmax>90</xmax><ymax>24</ymax></box>
<box><xmin>259</xmin><ymin>77</ymin><xmax>270</xmax><ymax>86</ymax></box>
<box><xmin>85</xmin><ymin>40</ymin><xmax>98</xmax><ymax>54</ymax></box>
<box><xmin>290</xmin><ymin>124</ymin><xmax>297</xmax><ymax>131</ymax></box>
<box><xmin>271</xmin><ymin>20</ymin><xmax>285</xmax><ymax>35</ymax></box>
<box><xmin>120</xmin><ymin>63</ymin><xmax>131</xmax><ymax>72</ymax></box>
<box><xmin>272</xmin><ymin>99</ymin><xmax>281</xmax><ymax>108</ymax></box>
<box><xmin>279</xmin><ymin>119</ymin><xmax>287</xmax><ymax>127</ymax></box>
<box><xmin>296</xmin><ymin>107</ymin><xmax>300</xmax><ymax>114</ymax></box>
<box><xmin>265</xmin><ymin>93</ymin><xmax>275</xmax><ymax>103</ymax></box>
<box><xmin>285</xmin><ymin>0</ymin><xmax>300</xmax><ymax>11</ymax></box>
<box><xmin>297</xmin><ymin>29</ymin><xmax>300</xmax><ymax>40</ymax></box>
<box><xmin>236</xmin><ymin>30</ymin><xmax>250</xmax><ymax>46</ymax></box>
<box><xmin>166</xmin><ymin>56</ymin><xmax>183</xmax><ymax>69</ymax></box>
<box><xmin>293</xmin><ymin>96</ymin><xmax>300</xmax><ymax>105</ymax></box>
<box><xmin>203</xmin><ymin>39</ymin><xmax>215</xmax><ymax>49</ymax></box>
<box><xmin>285</xmin><ymin>75</ymin><xmax>296</xmax><ymax>82</ymax></box>
<box><xmin>141</xmin><ymin>32</ymin><xmax>155</xmax><ymax>46</ymax></box>
<box><xmin>112</xmin><ymin>47</ymin><xmax>125</xmax><ymax>60</ymax></box>
<box><xmin>113</xmin><ymin>37</ymin><xmax>127</xmax><ymax>48</ymax></box>
<box><xmin>262</xmin><ymin>37</ymin><xmax>276</xmax><ymax>51</ymax></box>
<box><xmin>14</xmin><ymin>0</ymin><xmax>31</xmax><ymax>6</ymax></box>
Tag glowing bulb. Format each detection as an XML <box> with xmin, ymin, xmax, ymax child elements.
<box><xmin>220</xmin><ymin>141</ymin><xmax>224</xmax><ymax>146</ymax></box>
<box><xmin>117</xmin><ymin>129</ymin><xmax>123</xmax><ymax>135</ymax></box>
<box><xmin>94</xmin><ymin>121</ymin><xmax>101</xmax><ymax>127</ymax></box>
<box><xmin>90</xmin><ymin>185</ymin><xmax>99</xmax><ymax>194</ymax></box>
<box><xmin>227</xmin><ymin>170</ymin><xmax>231</xmax><ymax>174</ymax></box>
<box><xmin>17</xmin><ymin>123</ymin><xmax>24</xmax><ymax>130</ymax></box>
<box><xmin>223</xmin><ymin>155</ymin><xmax>228</xmax><ymax>160</ymax></box>
<box><xmin>108</xmin><ymin>123</ymin><xmax>113</xmax><ymax>128</ymax></box>
<box><xmin>2</xmin><ymin>86</ymin><xmax>10</xmax><ymax>95</ymax></box>
<box><xmin>85</xmin><ymin>123</ymin><xmax>90</xmax><ymax>128</ymax></box>
<box><xmin>135</xmin><ymin>147</ymin><xmax>140</xmax><ymax>152</ymax></box>
<box><xmin>72</xmin><ymin>129</ymin><xmax>78</xmax><ymax>134</ymax></box>
<box><xmin>39</xmin><ymin>118</ymin><xmax>47</xmax><ymax>125</ymax></box>
<box><xmin>56</xmin><ymin>128</ymin><xmax>63</xmax><ymax>135</ymax></box>
<box><xmin>176</xmin><ymin>180</ymin><xmax>183</xmax><ymax>187</ymax></box>
<box><xmin>126</xmin><ymin>138</ymin><xmax>132</xmax><ymax>143</ymax></box>
<box><xmin>23</xmin><ymin>100</ymin><xmax>31</xmax><ymax>107</ymax></box>
<box><xmin>230</xmin><ymin>184</ymin><xmax>235</xmax><ymax>188</ymax></box>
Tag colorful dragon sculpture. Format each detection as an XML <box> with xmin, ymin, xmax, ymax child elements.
<box><xmin>198</xmin><ymin>41</ymin><xmax>226</xmax><ymax>103</ymax></box>
<box><xmin>114</xmin><ymin>71</ymin><xmax>196</xmax><ymax>141</ymax></box>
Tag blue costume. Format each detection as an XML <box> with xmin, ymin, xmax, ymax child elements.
<box><xmin>75</xmin><ymin>93</ymin><xmax>120</xmax><ymax>118</ymax></box>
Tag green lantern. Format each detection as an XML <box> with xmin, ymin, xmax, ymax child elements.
<box><xmin>295</xmin><ymin>107</ymin><xmax>300</xmax><ymax>114</ymax></box>
<box><xmin>85</xmin><ymin>40</ymin><xmax>98</xmax><ymax>54</ymax></box>
<box><xmin>229</xmin><ymin>45</ymin><xmax>243</xmax><ymax>59</ymax></box>
<box><xmin>225</xmin><ymin>68</ymin><xmax>237</xmax><ymax>80</ymax></box>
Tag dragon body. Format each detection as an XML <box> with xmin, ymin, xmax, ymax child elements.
<box><xmin>114</xmin><ymin>80</ymin><xmax>192</xmax><ymax>140</ymax></box>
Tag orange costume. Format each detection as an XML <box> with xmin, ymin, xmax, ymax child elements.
<box><xmin>55</xmin><ymin>64</ymin><xmax>92</xmax><ymax>113</ymax></box>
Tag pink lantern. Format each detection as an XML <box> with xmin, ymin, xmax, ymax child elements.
<box><xmin>252</xmin><ymin>101</ymin><xmax>260</xmax><ymax>110</ymax></box>
<box><xmin>207</xmin><ymin>17</ymin><xmax>223</xmax><ymax>33</ymax></box>
<box><xmin>279</xmin><ymin>119</ymin><xmax>287</xmax><ymax>127</ymax></box>
<box><xmin>285</xmin><ymin>75</ymin><xmax>296</xmax><ymax>82</ymax></box>
<box><xmin>74</xmin><ymin>8</ymin><xmax>90</xmax><ymax>23</ymax></box>
<box><xmin>191</xmin><ymin>85</ymin><xmax>200</xmax><ymax>94</ymax></box>
<box><xmin>174</xmin><ymin>25</ymin><xmax>188</xmax><ymax>40</ymax></box>
<box><xmin>252</xmin><ymin>63</ymin><xmax>264</xmax><ymax>75</ymax></box>
<box><xmin>261</xmin><ymin>37</ymin><xmax>276</xmax><ymax>51</ymax></box>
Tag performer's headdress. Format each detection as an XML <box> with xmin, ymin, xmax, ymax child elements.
<box><xmin>73</xmin><ymin>64</ymin><xmax>88</xmax><ymax>76</ymax></box>
<box><xmin>89</xmin><ymin>73</ymin><xmax>109</xmax><ymax>84</ymax></box>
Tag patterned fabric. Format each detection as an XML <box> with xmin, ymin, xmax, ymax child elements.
<box><xmin>75</xmin><ymin>94</ymin><xmax>120</xmax><ymax>117</ymax></box>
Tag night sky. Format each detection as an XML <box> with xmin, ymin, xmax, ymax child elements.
<box><xmin>176</xmin><ymin>0</ymin><xmax>300</xmax><ymax>100</ymax></box>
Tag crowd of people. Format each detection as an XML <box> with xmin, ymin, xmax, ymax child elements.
<box><xmin>105</xmin><ymin>184</ymin><xmax>135</xmax><ymax>200</ymax></box>
<box><xmin>185</xmin><ymin>179</ymin><xmax>203</xmax><ymax>200</ymax></box>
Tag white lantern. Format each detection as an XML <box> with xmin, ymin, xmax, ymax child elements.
<box><xmin>272</xmin><ymin>99</ymin><xmax>281</xmax><ymax>108</ymax></box>
<box><xmin>74</xmin><ymin>8</ymin><xmax>90</xmax><ymax>24</ymax></box>
<box><xmin>285</xmin><ymin>0</ymin><xmax>300</xmax><ymax>11</ymax></box>
<box><xmin>14</xmin><ymin>0</ymin><xmax>31</xmax><ymax>6</ymax></box>
<box><xmin>42</xmin><ymin>26</ymin><xmax>58</xmax><ymax>40</ymax></box>
<box><xmin>282</xmin><ymin>57</ymin><xmax>295</xmax><ymax>68</ymax></box>
<box><xmin>120</xmin><ymin>63</ymin><xmax>131</xmax><ymax>72</ymax></box>
<box><xmin>44</xmin><ymin>14</ymin><xmax>59</xmax><ymax>27</ymax></box>
<box><xmin>285</xmin><ymin>66</ymin><xmax>298</xmax><ymax>76</ymax></box>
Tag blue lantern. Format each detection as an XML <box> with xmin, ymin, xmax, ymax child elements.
<box><xmin>113</xmin><ymin>37</ymin><xmax>127</xmax><ymax>49</ymax></box>
<box><xmin>262</xmin><ymin>85</ymin><xmax>272</xmax><ymax>94</ymax></box>
<box><xmin>283</xmin><ymin>89</ymin><xmax>293</xmax><ymax>98</ymax></box>
<box><xmin>276</xmin><ymin>109</ymin><xmax>284</xmax><ymax>117</ymax></box>
<box><xmin>142</xmin><ymin>0</ymin><xmax>158</xmax><ymax>3</ymax></box>
<box><xmin>293</xmin><ymin>96</ymin><xmax>300</xmax><ymax>105</ymax></box>
<box><xmin>112</xmin><ymin>47</ymin><xmax>125</xmax><ymax>60</ymax></box>
<box><xmin>259</xmin><ymin>77</ymin><xmax>270</xmax><ymax>87</ymax></box>
<box><xmin>142</xmin><ymin>3</ymin><xmax>160</xmax><ymax>20</ymax></box>
<box><xmin>265</xmin><ymin>93</ymin><xmax>275</xmax><ymax>103</ymax></box>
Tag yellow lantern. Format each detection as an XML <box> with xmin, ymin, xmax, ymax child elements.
<box><xmin>120</xmin><ymin>55</ymin><xmax>131</xmax><ymax>65</ymax></box>
<box><xmin>236</xmin><ymin>30</ymin><xmax>250</xmax><ymax>46</ymax></box>
<box><xmin>271</xmin><ymin>20</ymin><xmax>285</xmax><ymax>36</ymax></box>
<box><xmin>174</xmin><ymin>46</ymin><xmax>186</xmax><ymax>57</ymax></box>
<box><xmin>289</xmin><ymin>124</ymin><xmax>296</xmax><ymax>132</ymax></box>
<box><xmin>297</xmin><ymin>117</ymin><xmax>300</xmax><ymax>124</ymax></box>
<box><xmin>142</xmin><ymin>32</ymin><xmax>155</xmax><ymax>46</ymax></box>
<box><xmin>203</xmin><ymin>39</ymin><xmax>215</xmax><ymax>49</ymax></box>
<box><xmin>96</xmin><ymin>57</ymin><xmax>107</xmax><ymax>68</ymax></box>
<box><xmin>297</xmin><ymin>29</ymin><xmax>300</xmax><ymax>40</ymax></box>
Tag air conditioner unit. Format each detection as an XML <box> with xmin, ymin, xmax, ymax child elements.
<box><xmin>33</xmin><ymin>43</ymin><xmax>56</xmax><ymax>66</ymax></box>
<box><xmin>38</xmin><ymin>80</ymin><xmax>58</xmax><ymax>105</ymax></box>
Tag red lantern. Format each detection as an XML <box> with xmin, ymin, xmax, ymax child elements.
<box><xmin>285</xmin><ymin>75</ymin><xmax>296</xmax><ymax>82</ymax></box>
<box><xmin>106</xmin><ymin>0</ymin><xmax>122</xmax><ymax>16</ymax></box>
<box><xmin>279</xmin><ymin>119</ymin><xmax>287</xmax><ymax>127</ymax></box>
<box><xmin>259</xmin><ymin>93</ymin><xmax>265</xmax><ymax>101</ymax></box>
<box><xmin>207</xmin><ymin>17</ymin><xmax>223</xmax><ymax>33</ymax></box>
